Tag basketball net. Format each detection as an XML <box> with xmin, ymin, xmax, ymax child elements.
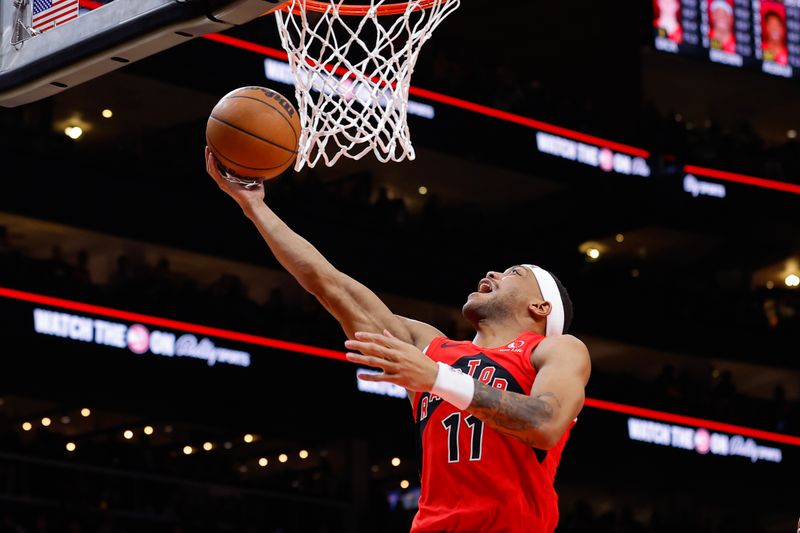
<box><xmin>274</xmin><ymin>0</ymin><xmax>460</xmax><ymax>170</ymax></box>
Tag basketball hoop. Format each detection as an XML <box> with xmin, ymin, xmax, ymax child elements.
<box><xmin>273</xmin><ymin>0</ymin><xmax>459</xmax><ymax>170</ymax></box>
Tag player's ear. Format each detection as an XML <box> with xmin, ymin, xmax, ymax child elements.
<box><xmin>528</xmin><ymin>300</ymin><xmax>551</xmax><ymax>320</ymax></box>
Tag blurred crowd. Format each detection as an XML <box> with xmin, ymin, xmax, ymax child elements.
<box><xmin>557</xmin><ymin>498</ymin><xmax>767</xmax><ymax>533</ymax></box>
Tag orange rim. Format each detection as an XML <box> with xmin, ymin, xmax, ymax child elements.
<box><xmin>280</xmin><ymin>0</ymin><xmax>447</xmax><ymax>16</ymax></box>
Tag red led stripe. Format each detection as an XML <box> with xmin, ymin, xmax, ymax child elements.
<box><xmin>78</xmin><ymin>0</ymin><xmax>102</xmax><ymax>8</ymax></box>
<box><xmin>407</xmin><ymin>87</ymin><xmax>650</xmax><ymax>158</ymax></box>
<box><xmin>685</xmin><ymin>165</ymin><xmax>800</xmax><ymax>195</ymax></box>
<box><xmin>207</xmin><ymin>33</ymin><xmax>649</xmax><ymax>157</ymax></box>
<box><xmin>2</xmin><ymin>286</ymin><xmax>798</xmax><ymax>447</ymax></box>
<box><xmin>584</xmin><ymin>397</ymin><xmax>800</xmax><ymax>447</ymax></box>
<box><xmin>200</xmin><ymin>35</ymin><xmax>650</xmax><ymax>158</ymax></box>
<box><xmin>0</xmin><ymin>287</ymin><xmax>346</xmax><ymax>361</ymax></box>
<box><xmin>199</xmin><ymin>34</ymin><xmax>650</xmax><ymax>157</ymax></box>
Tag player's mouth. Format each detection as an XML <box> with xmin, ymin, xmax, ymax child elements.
<box><xmin>477</xmin><ymin>279</ymin><xmax>494</xmax><ymax>294</ymax></box>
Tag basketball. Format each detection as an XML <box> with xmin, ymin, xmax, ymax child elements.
<box><xmin>206</xmin><ymin>86</ymin><xmax>302</xmax><ymax>183</ymax></box>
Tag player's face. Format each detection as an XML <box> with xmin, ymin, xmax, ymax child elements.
<box><xmin>712</xmin><ymin>7</ymin><xmax>733</xmax><ymax>32</ymax></box>
<box><xmin>658</xmin><ymin>0</ymin><xmax>679</xmax><ymax>18</ymax></box>
<box><xmin>766</xmin><ymin>16</ymin><xmax>785</xmax><ymax>43</ymax></box>
<box><xmin>462</xmin><ymin>266</ymin><xmax>541</xmax><ymax>322</ymax></box>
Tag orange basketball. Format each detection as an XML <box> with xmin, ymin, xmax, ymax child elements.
<box><xmin>206</xmin><ymin>86</ymin><xmax>301</xmax><ymax>183</ymax></box>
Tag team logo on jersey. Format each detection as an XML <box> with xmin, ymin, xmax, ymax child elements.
<box><xmin>440</xmin><ymin>342</ymin><xmax>463</xmax><ymax>349</ymax></box>
<box><xmin>499</xmin><ymin>340</ymin><xmax>525</xmax><ymax>353</ymax></box>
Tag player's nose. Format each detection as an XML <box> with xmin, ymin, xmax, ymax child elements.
<box><xmin>486</xmin><ymin>271</ymin><xmax>501</xmax><ymax>280</ymax></box>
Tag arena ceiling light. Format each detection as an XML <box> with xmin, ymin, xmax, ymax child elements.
<box><xmin>578</xmin><ymin>241</ymin><xmax>605</xmax><ymax>262</ymax></box>
<box><xmin>63</xmin><ymin>126</ymin><xmax>83</xmax><ymax>140</ymax></box>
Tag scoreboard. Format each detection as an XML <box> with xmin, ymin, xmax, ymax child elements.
<box><xmin>653</xmin><ymin>0</ymin><xmax>800</xmax><ymax>78</ymax></box>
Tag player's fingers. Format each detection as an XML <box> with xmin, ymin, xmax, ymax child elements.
<box><xmin>346</xmin><ymin>352</ymin><xmax>395</xmax><ymax>370</ymax></box>
<box><xmin>354</xmin><ymin>330</ymin><xmax>402</xmax><ymax>349</ymax></box>
<box><xmin>357</xmin><ymin>371</ymin><xmax>400</xmax><ymax>383</ymax></box>
<box><xmin>205</xmin><ymin>148</ymin><xmax>217</xmax><ymax>177</ymax></box>
<box><xmin>353</xmin><ymin>331</ymin><xmax>388</xmax><ymax>344</ymax></box>
<box><xmin>345</xmin><ymin>339</ymin><xmax>396</xmax><ymax>360</ymax></box>
<box><xmin>205</xmin><ymin>149</ymin><xmax>224</xmax><ymax>182</ymax></box>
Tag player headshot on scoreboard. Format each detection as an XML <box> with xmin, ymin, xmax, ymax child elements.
<box><xmin>654</xmin><ymin>0</ymin><xmax>683</xmax><ymax>44</ymax></box>
<box><xmin>761</xmin><ymin>2</ymin><xmax>789</xmax><ymax>65</ymax></box>
<box><xmin>708</xmin><ymin>0</ymin><xmax>736</xmax><ymax>53</ymax></box>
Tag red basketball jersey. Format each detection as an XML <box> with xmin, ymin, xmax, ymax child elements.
<box><xmin>411</xmin><ymin>332</ymin><xmax>573</xmax><ymax>533</ymax></box>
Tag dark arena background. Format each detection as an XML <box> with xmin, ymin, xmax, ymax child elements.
<box><xmin>1</xmin><ymin>1</ymin><xmax>799</xmax><ymax>532</ymax></box>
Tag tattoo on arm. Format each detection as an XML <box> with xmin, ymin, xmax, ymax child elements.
<box><xmin>536</xmin><ymin>392</ymin><xmax>561</xmax><ymax>409</ymax></box>
<box><xmin>468</xmin><ymin>381</ymin><xmax>556</xmax><ymax>447</ymax></box>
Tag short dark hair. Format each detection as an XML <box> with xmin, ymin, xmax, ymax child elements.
<box><xmin>549</xmin><ymin>272</ymin><xmax>574</xmax><ymax>334</ymax></box>
<box><xmin>764</xmin><ymin>11</ymin><xmax>783</xmax><ymax>23</ymax></box>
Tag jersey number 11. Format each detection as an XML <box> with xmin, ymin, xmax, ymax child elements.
<box><xmin>442</xmin><ymin>413</ymin><xmax>484</xmax><ymax>462</ymax></box>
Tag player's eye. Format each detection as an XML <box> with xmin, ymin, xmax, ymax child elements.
<box><xmin>512</xmin><ymin>268</ymin><xmax>520</xmax><ymax>275</ymax></box>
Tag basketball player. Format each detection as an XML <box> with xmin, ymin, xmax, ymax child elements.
<box><xmin>205</xmin><ymin>148</ymin><xmax>591</xmax><ymax>532</ymax></box>
<box><xmin>709</xmin><ymin>0</ymin><xmax>736</xmax><ymax>53</ymax></box>
<box><xmin>762</xmin><ymin>10</ymin><xmax>788</xmax><ymax>65</ymax></box>
<box><xmin>654</xmin><ymin>0</ymin><xmax>683</xmax><ymax>44</ymax></box>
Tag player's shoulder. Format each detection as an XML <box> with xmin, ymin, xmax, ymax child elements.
<box><xmin>531</xmin><ymin>334</ymin><xmax>590</xmax><ymax>366</ymax></box>
<box><xmin>538</xmin><ymin>334</ymin><xmax>587</xmax><ymax>351</ymax></box>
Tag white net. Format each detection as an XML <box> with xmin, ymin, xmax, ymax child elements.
<box><xmin>274</xmin><ymin>0</ymin><xmax>460</xmax><ymax>170</ymax></box>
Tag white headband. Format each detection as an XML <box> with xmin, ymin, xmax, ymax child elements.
<box><xmin>523</xmin><ymin>265</ymin><xmax>565</xmax><ymax>337</ymax></box>
<box><xmin>710</xmin><ymin>0</ymin><xmax>733</xmax><ymax>15</ymax></box>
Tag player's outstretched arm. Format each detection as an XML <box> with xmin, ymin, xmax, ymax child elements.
<box><xmin>205</xmin><ymin>148</ymin><xmax>441</xmax><ymax>349</ymax></box>
<box><xmin>468</xmin><ymin>335</ymin><xmax>590</xmax><ymax>449</ymax></box>
<box><xmin>346</xmin><ymin>332</ymin><xmax>590</xmax><ymax>450</ymax></box>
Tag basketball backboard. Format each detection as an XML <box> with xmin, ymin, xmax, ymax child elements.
<box><xmin>0</xmin><ymin>0</ymin><xmax>289</xmax><ymax>107</ymax></box>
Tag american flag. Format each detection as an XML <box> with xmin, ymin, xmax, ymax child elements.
<box><xmin>32</xmin><ymin>0</ymin><xmax>79</xmax><ymax>33</ymax></box>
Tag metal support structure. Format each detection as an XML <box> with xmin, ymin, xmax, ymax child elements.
<box><xmin>1</xmin><ymin>0</ymin><xmax>291</xmax><ymax>107</ymax></box>
<box><xmin>10</xmin><ymin>0</ymin><xmax>38</xmax><ymax>47</ymax></box>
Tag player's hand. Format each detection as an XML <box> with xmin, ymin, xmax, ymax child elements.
<box><xmin>205</xmin><ymin>146</ymin><xmax>265</xmax><ymax>211</ymax></box>
<box><xmin>345</xmin><ymin>330</ymin><xmax>439</xmax><ymax>392</ymax></box>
